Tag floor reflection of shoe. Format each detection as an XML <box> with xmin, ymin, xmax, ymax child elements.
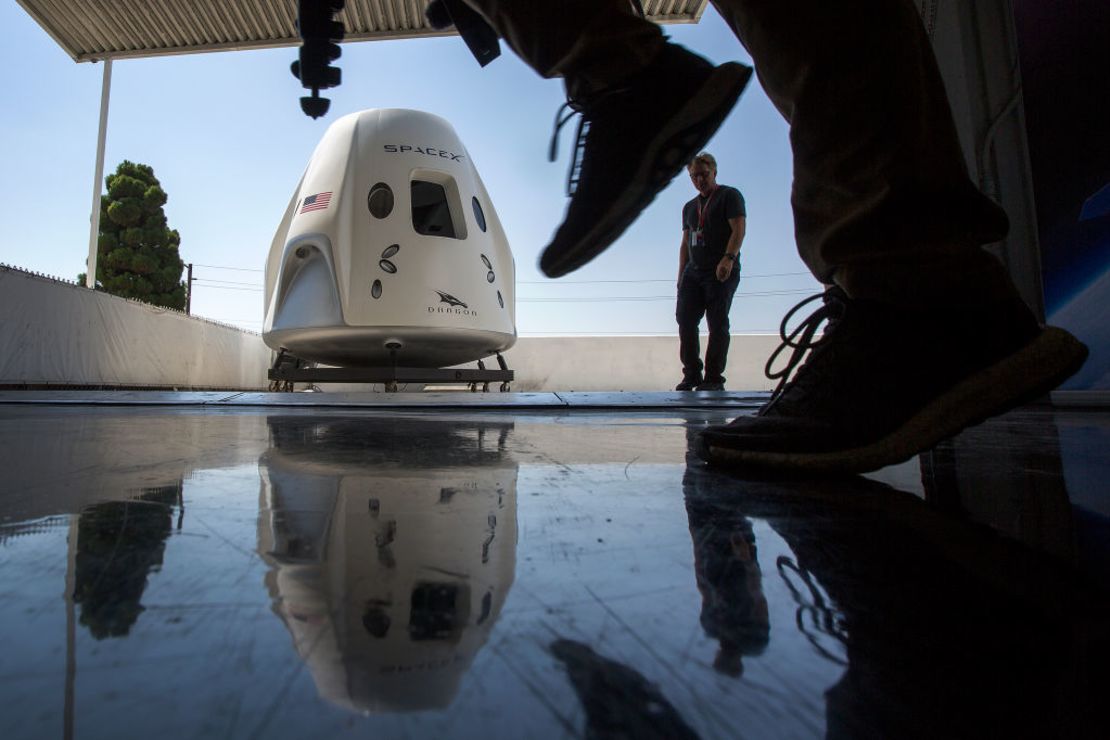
<box><xmin>551</xmin><ymin>638</ymin><xmax>699</xmax><ymax>739</ymax></box>
<box><xmin>539</xmin><ymin>44</ymin><xmax>752</xmax><ymax>278</ymax></box>
<box><xmin>696</xmin><ymin>287</ymin><xmax>1089</xmax><ymax>474</ymax></box>
<box><xmin>676</xmin><ymin>378</ymin><xmax>701</xmax><ymax>391</ymax></box>
<box><xmin>696</xmin><ymin>380</ymin><xmax>725</xmax><ymax>391</ymax></box>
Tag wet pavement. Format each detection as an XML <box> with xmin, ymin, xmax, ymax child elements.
<box><xmin>1</xmin><ymin>395</ymin><xmax>1107</xmax><ymax>738</ymax></box>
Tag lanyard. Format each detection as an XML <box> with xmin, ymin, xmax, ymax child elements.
<box><xmin>696</xmin><ymin>186</ymin><xmax>718</xmax><ymax>229</ymax></box>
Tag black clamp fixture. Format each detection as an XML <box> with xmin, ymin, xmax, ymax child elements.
<box><xmin>291</xmin><ymin>0</ymin><xmax>346</xmax><ymax>118</ymax></box>
<box><xmin>425</xmin><ymin>0</ymin><xmax>501</xmax><ymax>67</ymax></box>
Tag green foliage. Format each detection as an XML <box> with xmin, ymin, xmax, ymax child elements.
<box><xmin>107</xmin><ymin>199</ymin><xmax>141</xmax><ymax>227</ymax></box>
<box><xmin>105</xmin><ymin>248</ymin><xmax>131</xmax><ymax>271</ymax></box>
<box><xmin>97</xmin><ymin>231</ymin><xmax>119</xmax><ymax>253</ymax></box>
<box><xmin>143</xmin><ymin>186</ymin><xmax>167</xmax><ymax>211</ymax></box>
<box><xmin>82</xmin><ymin>160</ymin><xmax>186</xmax><ymax>310</ymax></box>
<box><xmin>107</xmin><ymin>174</ymin><xmax>146</xmax><ymax>200</ymax></box>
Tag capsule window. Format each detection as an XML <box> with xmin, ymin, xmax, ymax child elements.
<box><xmin>411</xmin><ymin>180</ymin><xmax>458</xmax><ymax>239</ymax></box>
<box><xmin>472</xmin><ymin>196</ymin><xmax>487</xmax><ymax>232</ymax></box>
<box><xmin>368</xmin><ymin>182</ymin><xmax>394</xmax><ymax>219</ymax></box>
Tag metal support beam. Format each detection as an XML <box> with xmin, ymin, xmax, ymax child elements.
<box><xmin>185</xmin><ymin>263</ymin><xmax>194</xmax><ymax>314</ymax></box>
<box><xmin>85</xmin><ymin>58</ymin><xmax>112</xmax><ymax>289</ymax></box>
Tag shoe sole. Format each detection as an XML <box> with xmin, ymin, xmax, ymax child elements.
<box><xmin>699</xmin><ymin>326</ymin><xmax>1089</xmax><ymax>474</ymax></box>
<box><xmin>540</xmin><ymin>62</ymin><xmax>753</xmax><ymax>278</ymax></box>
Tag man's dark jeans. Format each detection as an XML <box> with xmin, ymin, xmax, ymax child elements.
<box><xmin>677</xmin><ymin>265</ymin><xmax>740</xmax><ymax>384</ymax></box>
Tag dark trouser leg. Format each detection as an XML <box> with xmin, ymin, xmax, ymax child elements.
<box><xmin>461</xmin><ymin>0</ymin><xmax>665</xmax><ymax>99</ymax></box>
<box><xmin>704</xmin><ymin>270</ymin><xmax>741</xmax><ymax>382</ymax></box>
<box><xmin>711</xmin><ymin>0</ymin><xmax>1027</xmax><ymax>313</ymax></box>
<box><xmin>676</xmin><ymin>271</ymin><xmax>707</xmax><ymax>382</ymax></box>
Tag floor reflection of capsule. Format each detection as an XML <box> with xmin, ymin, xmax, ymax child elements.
<box><xmin>256</xmin><ymin>415</ymin><xmax>518</xmax><ymax>712</ymax></box>
<box><xmin>2</xmin><ymin>401</ymin><xmax>1107</xmax><ymax>738</ymax></box>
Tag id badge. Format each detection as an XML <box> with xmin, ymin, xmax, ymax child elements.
<box><xmin>691</xmin><ymin>229</ymin><xmax>704</xmax><ymax>248</ymax></box>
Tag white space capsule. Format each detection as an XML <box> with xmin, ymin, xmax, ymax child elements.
<box><xmin>257</xmin><ymin>416</ymin><xmax>518</xmax><ymax>712</ymax></box>
<box><xmin>263</xmin><ymin>109</ymin><xmax>516</xmax><ymax>368</ymax></box>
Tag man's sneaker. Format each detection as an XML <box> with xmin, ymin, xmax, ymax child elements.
<box><xmin>539</xmin><ymin>44</ymin><xmax>752</xmax><ymax>278</ymax></box>
<box><xmin>695</xmin><ymin>287</ymin><xmax>1089</xmax><ymax>474</ymax></box>
<box><xmin>696</xmin><ymin>380</ymin><xmax>725</xmax><ymax>391</ymax></box>
<box><xmin>676</xmin><ymin>377</ymin><xmax>701</xmax><ymax>391</ymax></box>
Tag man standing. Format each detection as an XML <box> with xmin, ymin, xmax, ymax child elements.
<box><xmin>675</xmin><ymin>153</ymin><xmax>746</xmax><ymax>391</ymax></box>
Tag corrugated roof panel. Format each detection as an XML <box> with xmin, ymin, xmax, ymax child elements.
<box><xmin>17</xmin><ymin>0</ymin><xmax>709</xmax><ymax>62</ymax></box>
<box><xmin>146</xmin><ymin>1</ymin><xmax>189</xmax><ymax>47</ymax></box>
<box><xmin>43</xmin><ymin>0</ymin><xmax>109</xmax><ymax>55</ymax></box>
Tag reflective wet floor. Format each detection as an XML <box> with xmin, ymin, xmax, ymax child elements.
<box><xmin>1</xmin><ymin>396</ymin><xmax>1108</xmax><ymax>738</ymax></box>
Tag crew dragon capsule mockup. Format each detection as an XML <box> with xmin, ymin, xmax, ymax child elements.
<box><xmin>257</xmin><ymin>415</ymin><xmax>518</xmax><ymax>713</ymax></box>
<box><xmin>263</xmin><ymin>109</ymin><xmax>516</xmax><ymax>368</ymax></box>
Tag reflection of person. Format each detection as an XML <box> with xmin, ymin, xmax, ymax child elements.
<box><xmin>682</xmin><ymin>431</ymin><xmax>769</xmax><ymax>677</ymax></box>
<box><xmin>676</xmin><ymin>153</ymin><xmax>745</xmax><ymax>391</ymax></box>
<box><xmin>684</xmin><ymin>490</ymin><xmax>769</xmax><ymax>676</ymax></box>
<box><xmin>458</xmin><ymin>0</ymin><xmax>1087</xmax><ymax>473</ymax></box>
<box><xmin>693</xmin><ymin>472</ymin><xmax>1108</xmax><ymax>738</ymax></box>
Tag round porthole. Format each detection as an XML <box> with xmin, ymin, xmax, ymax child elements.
<box><xmin>381</xmin><ymin>244</ymin><xmax>399</xmax><ymax>259</ymax></box>
<box><xmin>497</xmin><ymin>290</ymin><xmax>504</xmax><ymax>308</ymax></box>
<box><xmin>379</xmin><ymin>259</ymin><xmax>397</xmax><ymax>274</ymax></box>
<box><xmin>480</xmin><ymin>254</ymin><xmax>491</xmax><ymax>269</ymax></box>
<box><xmin>486</xmin><ymin>271</ymin><xmax>495</xmax><ymax>283</ymax></box>
<box><xmin>472</xmin><ymin>196</ymin><xmax>487</xmax><ymax>232</ymax></box>
<box><xmin>368</xmin><ymin>182</ymin><xmax>394</xmax><ymax>219</ymax></box>
<box><xmin>371</xmin><ymin>280</ymin><xmax>383</xmax><ymax>299</ymax></box>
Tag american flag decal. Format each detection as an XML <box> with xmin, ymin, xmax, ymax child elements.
<box><xmin>300</xmin><ymin>191</ymin><xmax>333</xmax><ymax>214</ymax></box>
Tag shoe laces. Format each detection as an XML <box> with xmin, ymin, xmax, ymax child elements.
<box><xmin>547</xmin><ymin>85</ymin><xmax>631</xmax><ymax>197</ymax></box>
<box><xmin>764</xmin><ymin>288</ymin><xmax>847</xmax><ymax>403</ymax></box>
<box><xmin>548</xmin><ymin>98</ymin><xmax>588</xmax><ymax>196</ymax></box>
<box><xmin>776</xmin><ymin>556</ymin><xmax>848</xmax><ymax>666</ymax></box>
<box><xmin>545</xmin><ymin>1</ymin><xmax>649</xmax><ymax>195</ymax></box>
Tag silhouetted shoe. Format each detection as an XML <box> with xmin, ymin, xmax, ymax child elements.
<box><xmin>676</xmin><ymin>377</ymin><xmax>702</xmax><ymax>391</ymax></box>
<box><xmin>696</xmin><ymin>379</ymin><xmax>725</xmax><ymax>391</ymax></box>
<box><xmin>551</xmin><ymin>638</ymin><xmax>699</xmax><ymax>739</ymax></box>
<box><xmin>696</xmin><ymin>287</ymin><xmax>1089</xmax><ymax>474</ymax></box>
<box><xmin>539</xmin><ymin>44</ymin><xmax>752</xmax><ymax>277</ymax></box>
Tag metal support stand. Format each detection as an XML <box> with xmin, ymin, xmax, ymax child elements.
<box><xmin>496</xmin><ymin>352</ymin><xmax>511</xmax><ymax>392</ymax></box>
<box><xmin>268</xmin><ymin>349</ymin><xmax>309</xmax><ymax>392</ymax></box>
<box><xmin>268</xmin><ymin>351</ymin><xmax>513</xmax><ymax>392</ymax></box>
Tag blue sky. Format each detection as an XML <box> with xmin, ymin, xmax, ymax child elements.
<box><xmin>2</xmin><ymin>4</ymin><xmax>819</xmax><ymax>336</ymax></box>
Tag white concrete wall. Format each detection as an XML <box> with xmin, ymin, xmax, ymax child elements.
<box><xmin>0</xmin><ymin>265</ymin><xmax>271</xmax><ymax>389</ymax></box>
<box><xmin>1</xmin><ymin>265</ymin><xmax>781</xmax><ymax>392</ymax></box>
<box><xmin>503</xmin><ymin>335</ymin><xmax>780</xmax><ymax>392</ymax></box>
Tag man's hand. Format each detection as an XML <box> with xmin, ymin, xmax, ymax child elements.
<box><xmin>716</xmin><ymin>256</ymin><xmax>734</xmax><ymax>282</ymax></box>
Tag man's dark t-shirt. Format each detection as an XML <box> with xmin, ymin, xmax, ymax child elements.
<box><xmin>682</xmin><ymin>186</ymin><xmax>746</xmax><ymax>270</ymax></box>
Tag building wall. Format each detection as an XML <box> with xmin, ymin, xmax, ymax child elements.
<box><xmin>502</xmin><ymin>335</ymin><xmax>780</xmax><ymax>392</ymax></box>
<box><xmin>0</xmin><ymin>265</ymin><xmax>271</xmax><ymax>389</ymax></box>
<box><xmin>2</xmin><ymin>265</ymin><xmax>783</xmax><ymax>392</ymax></box>
<box><xmin>927</xmin><ymin>0</ymin><xmax>1043</xmax><ymax>316</ymax></box>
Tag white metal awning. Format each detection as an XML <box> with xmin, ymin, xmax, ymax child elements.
<box><xmin>18</xmin><ymin>0</ymin><xmax>709</xmax><ymax>63</ymax></box>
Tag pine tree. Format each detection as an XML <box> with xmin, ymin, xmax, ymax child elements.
<box><xmin>78</xmin><ymin>160</ymin><xmax>186</xmax><ymax>309</ymax></box>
